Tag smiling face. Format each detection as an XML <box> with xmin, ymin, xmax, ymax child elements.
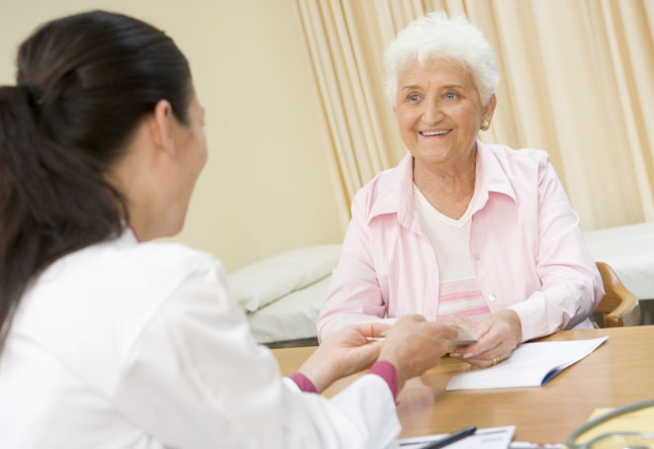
<box><xmin>394</xmin><ymin>58</ymin><xmax>495</xmax><ymax>171</ymax></box>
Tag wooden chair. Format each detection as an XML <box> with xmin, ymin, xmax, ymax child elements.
<box><xmin>594</xmin><ymin>262</ymin><xmax>641</xmax><ymax>327</ymax></box>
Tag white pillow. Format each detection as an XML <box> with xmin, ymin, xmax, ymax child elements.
<box><xmin>229</xmin><ymin>245</ymin><xmax>341</xmax><ymax>312</ymax></box>
<box><xmin>247</xmin><ymin>275</ymin><xmax>331</xmax><ymax>343</ymax></box>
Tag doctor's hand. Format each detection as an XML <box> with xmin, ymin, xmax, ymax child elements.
<box><xmin>378</xmin><ymin>315</ymin><xmax>457</xmax><ymax>393</ymax></box>
<box><xmin>298</xmin><ymin>322</ymin><xmax>390</xmax><ymax>393</ymax></box>
<box><xmin>448</xmin><ymin>309</ymin><xmax>522</xmax><ymax>368</ymax></box>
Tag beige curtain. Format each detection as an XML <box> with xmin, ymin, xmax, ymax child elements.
<box><xmin>295</xmin><ymin>0</ymin><xmax>654</xmax><ymax>231</ymax></box>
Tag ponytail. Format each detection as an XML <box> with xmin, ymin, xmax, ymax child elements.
<box><xmin>0</xmin><ymin>83</ymin><xmax>126</xmax><ymax>346</ymax></box>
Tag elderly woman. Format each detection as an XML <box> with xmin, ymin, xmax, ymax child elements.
<box><xmin>318</xmin><ymin>12</ymin><xmax>604</xmax><ymax>368</ymax></box>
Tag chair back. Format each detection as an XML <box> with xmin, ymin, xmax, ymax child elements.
<box><xmin>594</xmin><ymin>262</ymin><xmax>640</xmax><ymax>327</ymax></box>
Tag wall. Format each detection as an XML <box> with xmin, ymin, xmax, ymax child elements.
<box><xmin>0</xmin><ymin>0</ymin><xmax>346</xmax><ymax>271</ymax></box>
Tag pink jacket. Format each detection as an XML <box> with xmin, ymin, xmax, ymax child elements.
<box><xmin>318</xmin><ymin>142</ymin><xmax>604</xmax><ymax>342</ymax></box>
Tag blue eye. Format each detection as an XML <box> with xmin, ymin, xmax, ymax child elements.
<box><xmin>407</xmin><ymin>94</ymin><xmax>420</xmax><ymax>103</ymax></box>
<box><xmin>444</xmin><ymin>92</ymin><xmax>459</xmax><ymax>100</ymax></box>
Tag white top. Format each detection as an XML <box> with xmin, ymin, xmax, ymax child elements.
<box><xmin>0</xmin><ymin>230</ymin><xmax>400</xmax><ymax>449</ymax></box>
<box><xmin>413</xmin><ymin>184</ymin><xmax>476</xmax><ymax>283</ymax></box>
<box><xmin>414</xmin><ymin>185</ymin><xmax>490</xmax><ymax>321</ymax></box>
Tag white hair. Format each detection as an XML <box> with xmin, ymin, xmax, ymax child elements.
<box><xmin>383</xmin><ymin>12</ymin><xmax>499</xmax><ymax>106</ymax></box>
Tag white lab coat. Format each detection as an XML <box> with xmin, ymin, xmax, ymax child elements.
<box><xmin>0</xmin><ymin>230</ymin><xmax>400</xmax><ymax>449</ymax></box>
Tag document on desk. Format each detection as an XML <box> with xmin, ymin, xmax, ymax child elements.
<box><xmin>446</xmin><ymin>337</ymin><xmax>608</xmax><ymax>391</ymax></box>
<box><xmin>394</xmin><ymin>426</ymin><xmax>515</xmax><ymax>449</ymax></box>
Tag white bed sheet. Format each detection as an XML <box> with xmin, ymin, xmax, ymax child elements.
<box><xmin>583</xmin><ymin>222</ymin><xmax>654</xmax><ymax>300</ymax></box>
<box><xmin>247</xmin><ymin>276</ymin><xmax>330</xmax><ymax>343</ymax></box>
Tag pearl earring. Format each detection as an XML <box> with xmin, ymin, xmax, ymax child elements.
<box><xmin>481</xmin><ymin>119</ymin><xmax>490</xmax><ymax>131</ymax></box>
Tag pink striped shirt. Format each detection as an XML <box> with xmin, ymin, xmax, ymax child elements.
<box><xmin>436</xmin><ymin>280</ymin><xmax>490</xmax><ymax>321</ymax></box>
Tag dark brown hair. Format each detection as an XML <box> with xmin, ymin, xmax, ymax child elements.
<box><xmin>0</xmin><ymin>11</ymin><xmax>192</xmax><ymax>349</ymax></box>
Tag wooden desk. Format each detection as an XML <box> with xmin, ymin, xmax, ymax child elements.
<box><xmin>273</xmin><ymin>326</ymin><xmax>654</xmax><ymax>443</ymax></box>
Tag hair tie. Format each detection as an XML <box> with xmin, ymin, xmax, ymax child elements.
<box><xmin>18</xmin><ymin>81</ymin><xmax>43</xmax><ymax>107</ymax></box>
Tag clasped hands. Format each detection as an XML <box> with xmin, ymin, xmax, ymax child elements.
<box><xmin>299</xmin><ymin>310</ymin><xmax>523</xmax><ymax>395</ymax></box>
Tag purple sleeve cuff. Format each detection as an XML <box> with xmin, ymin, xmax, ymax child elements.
<box><xmin>289</xmin><ymin>372</ymin><xmax>318</xmax><ymax>394</ymax></box>
<box><xmin>367</xmin><ymin>360</ymin><xmax>398</xmax><ymax>400</ymax></box>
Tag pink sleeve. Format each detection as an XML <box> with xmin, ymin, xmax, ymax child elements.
<box><xmin>317</xmin><ymin>192</ymin><xmax>388</xmax><ymax>342</ymax></box>
<box><xmin>290</xmin><ymin>362</ymin><xmax>398</xmax><ymax>400</ymax></box>
<box><xmin>509</xmin><ymin>156</ymin><xmax>604</xmax><ymax>341</ymax></box>
<box><xmin>288</xmin><ymin>372</ymin><xmax>318</xmax><ymax>393</ymax></box>
<box><xmin>367</xmin><ymin>360</ymin><xmax>398</xmax><ymax>400</ymax></box>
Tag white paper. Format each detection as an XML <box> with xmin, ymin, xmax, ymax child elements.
<box><xmin>393</xmin><ymin>426</ymin><xmax>515</xmax><ymax>449</ymax></box>
<box><xmin>446</xmin><ymin>337</ymin><xmax>608</xmax><ymax>391</ymax></box>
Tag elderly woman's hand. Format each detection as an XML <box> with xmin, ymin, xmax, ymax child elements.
<box><xmin>448</xmin><ymin>310</ymin><xmax>523</xmax><ymax>368</ymax></box>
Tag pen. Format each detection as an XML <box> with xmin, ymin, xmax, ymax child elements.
<box><xmin>419</xmin><ymin>425</ymin><xmax>476</xmax><ymax>449</ymax></box>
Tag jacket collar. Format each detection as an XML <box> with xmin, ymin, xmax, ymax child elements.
<box><xmin>367</xmin><ymin>140</ymin><xmax>517</xmax><ymax>233</ymax></box>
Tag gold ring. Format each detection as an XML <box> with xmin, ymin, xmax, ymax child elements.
<box><xmin>492</xmin><ymin>357</ymin><xmax>500</xmax><ymax>366</ymax></box>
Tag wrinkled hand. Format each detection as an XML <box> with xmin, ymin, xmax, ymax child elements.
<box><xmin>299</xmin><ymin>322</ymin><xmax>390</xmax><ymax>392</ymax></box>
<box><xmin>378</xmin><ymin>315</ymin><xmax>458</xmax><ymax>392</ymax></box>
<box><xmin>449</xmin><ymin>310</ymin><xmax>522</xmax><ymax>368</ymax></box>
